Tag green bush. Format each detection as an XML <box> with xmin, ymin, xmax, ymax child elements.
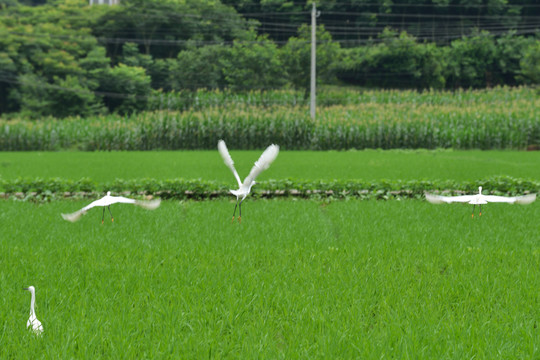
<box><xmin>221</xmin><ymin>35</ymin><xmax>287</xmax><ymax>91</ymax></box>
<box><xmin>1</xmin><ymin>176</ymin><xmax>537</xmax><ymax>202</ymax></box>
<box><xmin>280</xmin><ymin>25</ymin><xmax>340</xmax><ymax>94</ymax></box>
<box><xmin>518</xmin><ymin>41</ymin><xmax>540</xmax><ymax>85</ymax></box>
<box><xmin>173</xmin><ymin>45</ymin><xmax>229</xmax><ymax>91</ymax></box>
<box><xmin>98</xmin><ymin>64</ymin><xmax>152</xmax><ymax>115</ymax></box>
<box><xmin>335</xmin><ymin>29</ymin><xmax>446</xmax><ymax>89</ymax></box>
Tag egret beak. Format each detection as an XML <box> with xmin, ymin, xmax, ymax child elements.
<box><xmin>22</xmin><ymin>287</ymin><xmax>29</xmax><ymax>291</ymax></box>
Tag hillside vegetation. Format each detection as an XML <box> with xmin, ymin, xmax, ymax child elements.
<box><xmin>0</xmin><ymin>0</ymin><xmax>539</xmax><ymax>118</ymax></box>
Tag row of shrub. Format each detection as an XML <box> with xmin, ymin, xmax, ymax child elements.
<box><xmin>1</xmin><ymin>176</ymin><xmax>537</xmax><ymax>202</ymax></box>
<box><xmin>1</xmin><ymin>88</ymin><xmax>538</xmax><ymax>150</ymax></box>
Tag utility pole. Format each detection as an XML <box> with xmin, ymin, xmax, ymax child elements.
<box><xmin>310</xmin><ymin>2</ymin><xmax>317</xmax><ymax>120</ymax></box>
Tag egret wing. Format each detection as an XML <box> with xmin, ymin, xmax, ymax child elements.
<box><xmin>482</xmin><ymin>195</ymin><xmax>518</xmax><ymax>203</ymax></box>
<box><xmin>242</xmin><ymin>144</ymin><xmax>280</xmax><ymax>188</ymax></box>
<box><xmin>425</xmin><ymin>193</ymin><xmax>474</xmax><ymax>204</ymax></box>
<box><xmin>515</xmin><ymin>193</ymin><xmax>536</xmax><ymax>205</ymax></box>
<box><xmin>61</xmin><ymin>209</ymin><xmax>86</xmax><ymax>222</ymax></box>
<box><xmin>218</xmin><ymin>140</ymin><xmax>242</xmax><ymax>187</ymax></box>
<box><xmin>135</xmin><ymin>199</ymin><xmax>161</xmax><ymax>210</ymax></box>
<box><xmin>483</xmin><ymin>193</ymin><xmax>536</xmax><ymax>204</ymax></box>
<box><xmin>61</xmin><ymin>197</ymin><xmax>104</xmax><ymax>222</ymax></box>
<box><xmin>109</xmin><ymin>195</ymin><xmax>136</xmax><ymax>205</ymax></box>
<box><xmin>111</xmin><ymin>195</ymin><xmax>161</xmax><ymax>209</ymax></box>
<box><xmin>425</xmin><ymin>194</ymin><xmax>446</xmax><ymax>204</ymax></box>
<box><xmin>28</xmin><ymin>316</ymin><xmax>43</xmax><ymax>335</ymax></box>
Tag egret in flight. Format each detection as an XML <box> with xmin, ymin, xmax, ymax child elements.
<box><xmin>426</xmin><ymin>186</ymin><xmax>536</xmax><ymax>218</ymax></box>
<box><xmin>61</xmin><ymin>192</ymin><xmax>161</xmax><ymax>223</ymax></box>
<box><xmin>218</xmin><ymin>140</ymin><xmax>279</xmax><ymax>223</ymax></box>
<box><xmin>23</xmin><ymin>286</ymin><xmax>43</xmax><ymax>335</ymax></box>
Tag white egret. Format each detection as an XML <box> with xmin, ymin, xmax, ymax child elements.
<box><xmin>23</xmin><ymin>286</ymin><xmax>43</xmax><ymax>335</ymax></box>
<box><xmin>61</xmin><ymin>191</ymin><xmax>161</xmax><ymax>223</ymax></box>
<box><xmin>218</xmin><ymin>140</ymin><xmax>279</xmax><ymax>223</ymax></box>
<box><xmin>426</xmin><ymin>186</ymin><xmax>536</xmax><ymax>218</ymax></box>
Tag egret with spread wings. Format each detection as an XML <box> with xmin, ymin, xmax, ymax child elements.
<box><xmin>218</xmin><ymin>140</ymin><xmax>279</xmax><ymax>223</ymax></box>
<box><xmin>61</xmin><ymin>191</ymin><xmax>161</xmax><ymax>223</ymax></box>
<box><xmin>426</xmin><ymin>186</ymin><xmax>536</xmax><ymax>218</ymax></box>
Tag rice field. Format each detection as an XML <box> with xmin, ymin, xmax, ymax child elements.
<box><xmin>2</xmin><ymin>150</ymin><xmax>540</xmax><ymax>183</ymax></box>
<box><xmin>1</xmin><ymin>199</ymin><xmax>539</xmax><ymax>358</ymax></box>
<box><xmin>1</xmin><ymin>86</ymin><xmax>539</xmax><ymax>357</ymax></box>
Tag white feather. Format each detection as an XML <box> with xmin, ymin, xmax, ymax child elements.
<box><xmin>218</xmin><ymin>140</ymin><xmax>280</xmax><ymax>221</ymax></box>
<box><xmin>514</xmin><ymin>193</ymin><xmax>536</xmax><ymax>205</ymax></box>
<box><xmin>135</xmin><ymin>199</ymin><xmax>161</xmax><ymax>210</ymax></box>
<box><xmin>61</xmin><ymin>210</ymin><xmax>86</xmax><ymax>222</ymax></box>
<box><xmin>62</xmin><ymin>192</ymin><xmax>161</xmax><ymax>222</ymax></box>
<box><xmin>218</xmin><ymin>140</ymin><xmax>242</xmax><ymax>188</ymax></box>
<box><xmin>242</xmin><ymin>144</ymin><xmax>280</xmax><ymax>188</ymax></box>
<box><xmin>425</xmin><ymin>193</ymin><xmax>447</xmax><ymax>204</ymax></box>
<box><xmin>426</xmin><ymin>187</ymin><xmax>536</xmax><ymax>206</ymax></box>
<box><xmin>24</xmin><ymin>286</ymin><xmax>43</xmax><ymax>336</ymax></box>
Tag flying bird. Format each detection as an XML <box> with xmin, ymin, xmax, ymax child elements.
<box><xmin>218</xmin><ymin>140</ymin><xmax>279</xmax><ymax>223</ymax></box>
<box><xmin>425</xmin><ymin>186</ymin><xmax>536</xmax><ymax>218</ymax></box>
<box><xmin>23</xmin><ymin>286</ymin><xmax>43</xmax><ymax>335</ymax></box>
<box><xmin>61</xmin><ymin>191</ymin><xmax>161</xmax><ymax>223</ymax></box>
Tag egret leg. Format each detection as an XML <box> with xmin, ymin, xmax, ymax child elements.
<box><xmin>232</xmin><ymin>199</ymin><xmax>239</xmax><ymax>223</ymax></box>
<box><xmin>238</xmin><ymin>198</ymin><xmax>244</xmax><ymax>224</ymax></box>
<box><xmin>479</xmin><ymin>204</ymin><xmax>482</xmax><ymax>217</ymax></box>
<box><xmin>101</xmin><ymin>207</ymin><xmax>105</xmax><ymax>224</ymax></box>
<box><xmin>472</xmin><ymin>204</ymin><xmax>475</xmax><ymax>219</ymax></box>
<box><xmin>108</xmin><ymin>206</ymin><xmax>114</xmax><ymax>222</ymax></box>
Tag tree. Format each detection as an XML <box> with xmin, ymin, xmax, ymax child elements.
<box><xmin>172</xmin><ymin>45</ymin><xmax>229</xmax><ymax>91</ymax></box>
<box><xmin>446</xmin><ymin>32</ymin><xmax>498</xmax><ymax>88</ymax></box>
<box><xmin>518</xmin><ymin>41</ymin><xmax>540</xmax><ymax>85</ymax></box>
<box><xmin>280</xmin><ymin>24</ymin><xmax>340</xmax><ymax>94</ymax></box>
<box><xmin>0</xmin><ymin>9</ymin><xmax>108</xmax><ymax>116</ymax></box>
<box><xmin>221</xmin><ymin>36</ymin><xmax>286</xmax><ymax>91</ymax></box>
<box><xmin>93</xmin><ymin>0</ymin><xmax>252</xmax><ymax>60</ymax></box>
<box><xmin>98</xmin><ymin>64</ymin><xmax>152</xmax><ymax>114</ymax></box>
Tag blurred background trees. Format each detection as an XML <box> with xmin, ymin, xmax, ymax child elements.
<box><xmin>0</xmin><ymin>0</ymin><xmax>538</xmax><ymax>117</ymax></box>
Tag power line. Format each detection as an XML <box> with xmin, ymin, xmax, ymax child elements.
<box><xmin>7</xmin><ymin>21</ymin><xmax>537</xmax><ymax>49</ymax></box>
<box><xmin>322</xmin><ymin>11</ymin><xmax>539</xmax><ymax>20</ymax></box>
<box><xmin>229</xmin><ymin>1</ymin><xmax>540</xmax><ymax>8</ymax></box>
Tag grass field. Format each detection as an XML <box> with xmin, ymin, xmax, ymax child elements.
<box><xmin>1</xmin><ymin>199</ymin><xmax>538</xmax><ymax>358</ymax></box>
<box><xmin>2</xmin><ymin>150</ymin><xmax>540</xmax><ymax>183</ymax></box>
<box><xmin>1</xmin><ymin>147</ymin><xmax>538</xmax><ymax>357</ymax></box>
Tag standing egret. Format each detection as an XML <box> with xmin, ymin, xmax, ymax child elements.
<box><xmin>218</xmin><ymin>140</ymin><xmax>279</xmax><ymax>223</ymax></box>
<box><xmin>61</xmin><ymin>191</ymin><xmax>161</xmax><ymax>223</ymax></box>
<box><xmin>426</xmin><ymin>186</ymin><xmax>536</xmax><ymax>218</ymax></box>
<box><xmin>23</xmin><ymin>286</ymin><xmax>43</xmax><ymax>335</ymax></box>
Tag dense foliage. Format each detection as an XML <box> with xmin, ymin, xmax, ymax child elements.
<box><xmin>223</xmin><ymin>0</ymin><xmax>540</xmax><ymax>44</ymax></box>
<box><xmin>0</xmin><ymin>0</ymin><xmax>538</xmax><ymax>118</ymax></box>
<box><xmin>1</xmin><ymin>176</ymin><xmax>537</xmax><ymax>202</ymax></box>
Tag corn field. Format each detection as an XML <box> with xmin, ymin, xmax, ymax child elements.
<box><xmin>1</xmin><ymin>87</ymin><xmax>538</xmax><ymax>151</ymax></box>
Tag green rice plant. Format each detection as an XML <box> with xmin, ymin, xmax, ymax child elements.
<box><xmin>1</xmin><ymin>150</ymin><xmax>539</xmax><ymax>184</ymax></box>
<box><xmin>1</xmin><ymin>200</ymin><xmax>538</xmax><ymax>358</ymax></box>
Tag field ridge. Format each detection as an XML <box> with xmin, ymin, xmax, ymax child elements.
<box><xmin>1</xmin><ymin>176</ymin><xmax>537</xmax><ymax>201</ymax></box>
